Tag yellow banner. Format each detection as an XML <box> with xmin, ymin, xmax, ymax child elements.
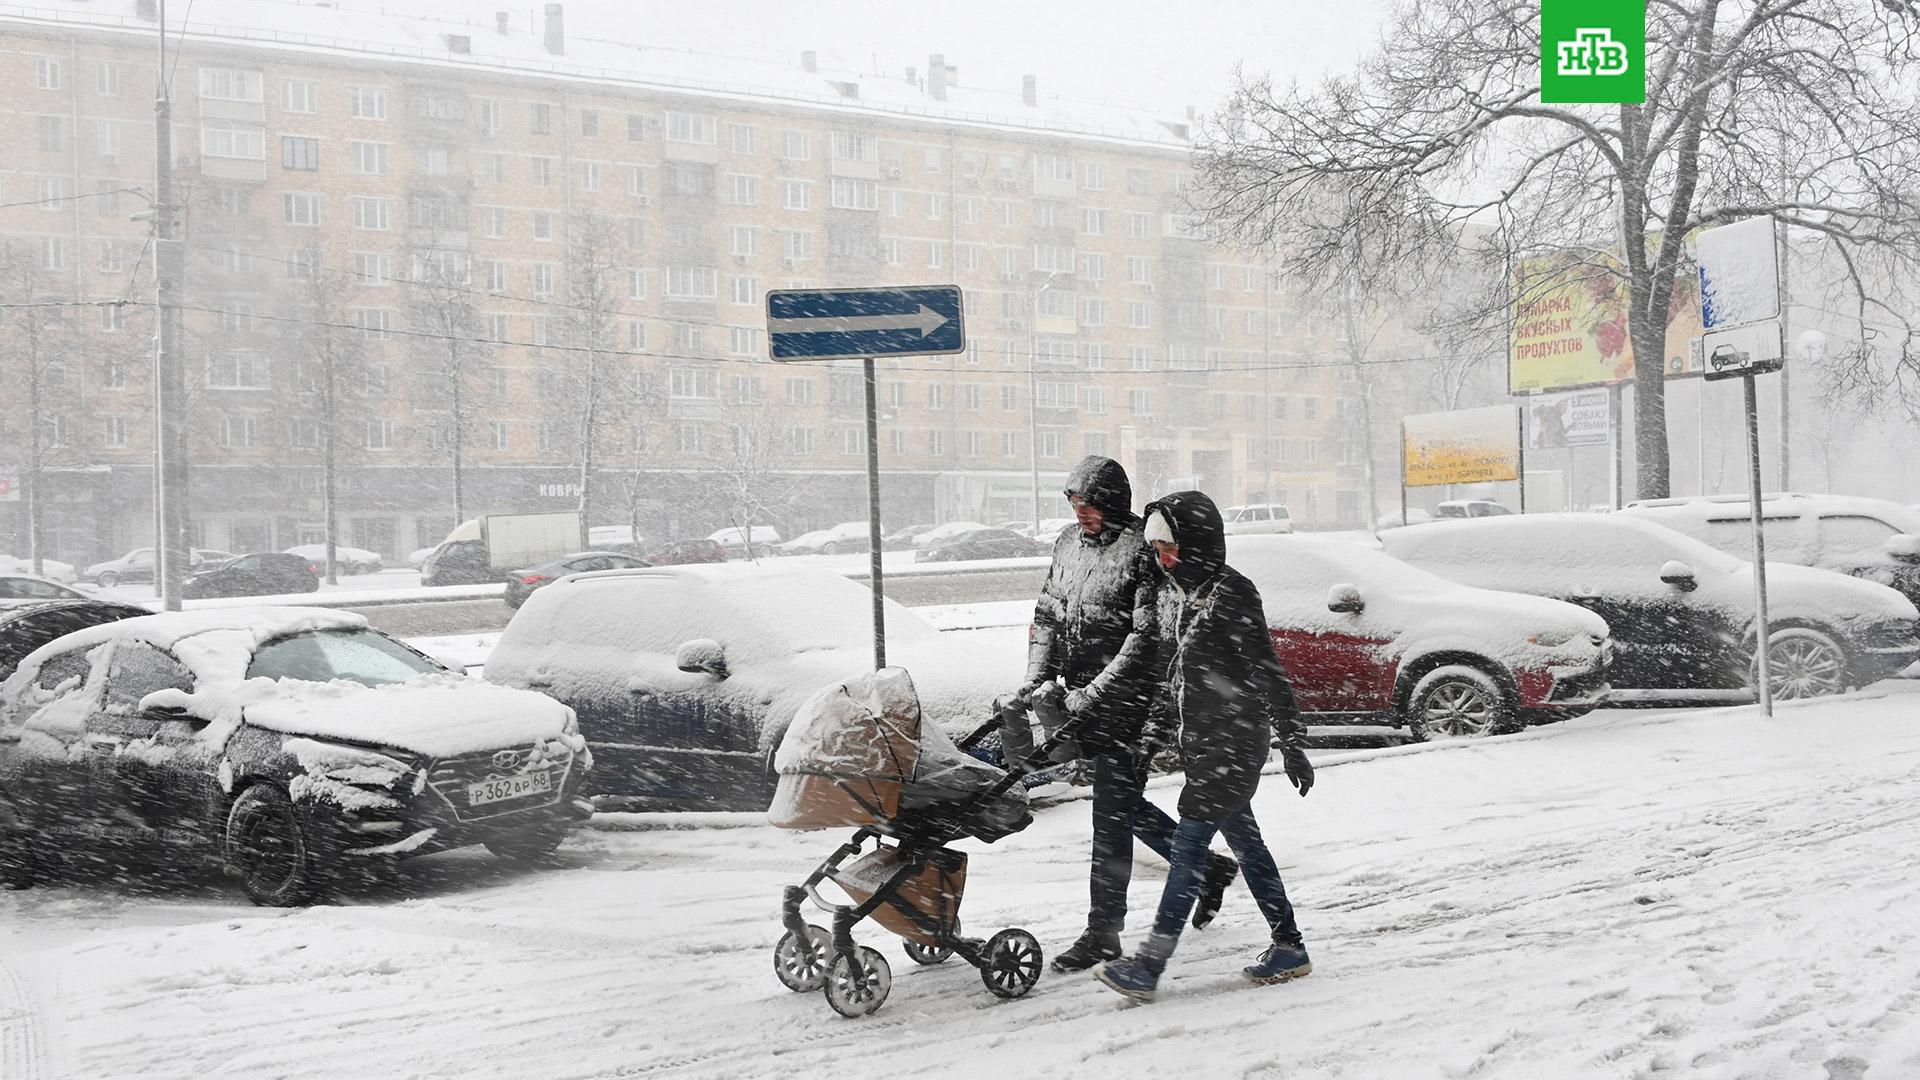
<box><xmin>1402</xmin><ymin>405</ymin><xmax>1521</xmax><ymax>487</ymax></box>
<box><xmin>1509</xmin><ymin>251</ymin><xmax>1704</xmax><ymax>392</ymax></box>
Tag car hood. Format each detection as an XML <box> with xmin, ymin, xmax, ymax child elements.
<box><xmin>1383</xmin><ymin>587</ymin><xmax>1608</xmax><ymax>652</ymax></box>
<box><xmin>146</xmin><ymin>674</ymin><xmax>579</xmax><ymax>759</ymax></box>
<box><xmin>1747</xmin><ymin>561</ymin><xmax>1918</xmax><ymax>626</ymax></box>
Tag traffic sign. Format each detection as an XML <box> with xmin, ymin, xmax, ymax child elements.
<box><xmin>766</xmin><ymin>285</ymin><xmax>965</xmax><ymax>362</ymax></box>
<box><xmin>1699</xmin><ymin>319</ymin><xmax>1784</xmax><ymax>382</ymax></box>
<box><xmin>1697</xmin><ymin>216</ymin><xmax>1780</xmax><ymax>330</ymax></box>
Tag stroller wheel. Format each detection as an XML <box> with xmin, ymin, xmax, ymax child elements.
<box><xmin>773</xmin><ymin>924</ymin><xmax>832</xmax><ymax>992</ymax></box>
<box><xmin>904</xmin><ymin>930</ymin><xmax>955</xmax><ymax>966</ymax></box>
<box><xmin>824</xmin><ymin>946</ymin><xmax>892</xmax><ymax>1018</ymax></box>
<box><xmin>979</xmin><ymin>929</ymin><xmax>1043</xmax><ymax>999</ymax></box>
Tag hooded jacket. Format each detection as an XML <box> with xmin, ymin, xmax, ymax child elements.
<box><xmin>1141</xmin><ymin>491</ymin><xmax>1306</xmax><ymax>822</ymax></box>
<box><xmin>1024</xmin><ymin>456</ymin><xmax>1156</xmax><ymax>754</ymax></box>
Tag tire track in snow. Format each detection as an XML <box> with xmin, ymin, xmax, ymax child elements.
<box><xmin>0</xmin><ymin>956</ymin><xmax>51</xmax><ymax>1080</ymax></box>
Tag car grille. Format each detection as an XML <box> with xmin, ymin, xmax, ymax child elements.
<box><xmin>426</xmin><ymin>744</ymin><xmax>573</xmax><ymax>822</ymax></box>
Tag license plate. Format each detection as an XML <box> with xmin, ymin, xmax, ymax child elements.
<box><xmin>469</xmin><ymin>771</ymin><xmax>552</xmax><ymax>806</ymax></box>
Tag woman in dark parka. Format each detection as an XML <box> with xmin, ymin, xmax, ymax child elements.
<box><xmin>1095</xmin><ymin>490</ymin><xmax>1316</xmax><ymax>1002</ymax></box>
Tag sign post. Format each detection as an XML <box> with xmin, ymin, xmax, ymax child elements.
<box><xmin>1697</xmin><ymin>216</ymin><xmax>1784</xmax><ymax>716</ymax></box>
<box><xmin>767</xmin><ymin>285</ymin><xmax>967</xmax><ymax>670</ymax></box>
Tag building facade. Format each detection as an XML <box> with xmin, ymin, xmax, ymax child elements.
<box><xmin>0</xmin><ymin>2</ymin><xmax>1387</xmax><ymax>565</ymax></box>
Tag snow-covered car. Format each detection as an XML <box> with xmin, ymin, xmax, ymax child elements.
<box><xmin>1032</xmin><ymin>517</ymin><xmax>1078</xmax><ymax>540</ymax></box>
<box><xmin>0</xmin><ymin>599</ymin><xmax>150</xmax><ymax>681</ymax></box>
<box><xmin>1230</xmin><ymin>536</ymin><xmax>1610</xmax><ymax>739</ymax></box>
<box><xmin>183</xmin><ymin>553</ymin><xmax>320</xmax><ymax>599</ymax></box>
<box><xmin>912</xmin><ymin>521</ymin><xmax>991</xmax><ymax>549</ymax></box>
<box><xmin>0</xmin><ymin>574</ymin><xmax>89</xmax><ymax>602</ymax></box>
<box><xmin>778</xmin><ymin>521</ymin><xmax>870</xmax><ymax>555</ymax></box>
<box><xmin>0</xmin><ymin>555</ymin><xmax>78</xmax><ymax>584</ymax></box>
<box><xmin>503</xmin><ymin>551</ymin><xmax>649</xmax><ymax>609</ymax></box>
<box><xmin>913</xmin><ymin>527</ymin><xmax>1053</xmax><ymax>562</ymax></box>
<box><xmin>406</xmin><ymin>546</ymin><xmax>436</xmax><ymax>569</ymax></box>
<box><xmin>1382</xmin><ymin>514</ymin><xmax>1920</xmax><ymax>703</ymax></box>
<box><xmin>1376</xmin><ymin>508</ymin><xmax>1436</xmax><ymax>530</ymax></box>
<box><xmin>1223</xmin><ymin>503</ymin><xmax>1295</xmax><ymax>535</ymax></box>
<box><xmin>1436</xmin><ymin>500</ymin><xmax>1513</xmax><ymax>519</ymax></box>
<box><xmin>1620</xmin><ymin>493</ymin><xmax>1920</xmax><ymax>611</ymax></box>
<box><xmin>484</xmin><ymin>564</ymin><xmax>1023</xmax><ymax>809</ymax></box>
<box><xmin>708</xmin><ymin>525</ymin><xmax>781</xmax><ymax>560</ymax></box>
<box><xmin>882</xmin><ymin>523</ymin><xmax>937</xmax><ymax>550</ymax></box>
<box><xmin>0</xmin><ymin>608</ymin><xmax>592</xmax><ymax>904</ymax></box>
<box><xmin>84</xmin><ymin>548</ymin><xmax>233</xmax><ymax>588</ymax></box>
<box><xmin>283</xmin><ymin>544</ymin><xmax>384</xmax><ymax>575</ymax></box>
<box><xmin>776</xmin><ymin>529</ymin><xmax>835</xmax><ymax>556</ymax></box>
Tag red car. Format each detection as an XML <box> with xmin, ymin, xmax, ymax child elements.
<box><xmin>1229</xmin><ymin>536</ymin><xmax>1612</xmax><ymax>739</ymax></box>
<box><xmin>643</xmin><ymin>539</ymin><xmax>726</xmax><ymax>566</ymax></box>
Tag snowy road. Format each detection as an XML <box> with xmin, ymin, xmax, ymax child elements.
<box><xmin>6</xmin><ymin>686</ymin><xmax>1920</xmax><ymax>1079</ymax></box>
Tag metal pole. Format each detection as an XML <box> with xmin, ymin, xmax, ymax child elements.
<box><xmin>1776</xmin><ymin>221</ymin><xmax>1791</xmax><ymax>491</ymax></box>
<box><xmin>864</xmin><ymin>356</ymin><xmax>886</xmax><ymax>670</ymax></box>
<box><xmin>1608</xmin><ymin>383</ymin><xmax>1624</xmax><ymax>508</ymax></box>
<box><xmin>1027</xmin><ymin>283</ymin><xmax>1043</xmax><ymax>527</ymax></box>
<box><xmin>1744</xmin><ymin>373</ymin><xmax>1773</xmax><ymax>717</ymax></box>
<box><xmin>153</xmin><ymin>0</ymin><xmax>189</xmax><ymax>610</ymax></box>
<box><xmin>1516</xmin><ymin>406</ymin><xmax>1527</xmax><ymax>514</ymax></box>
<box><xmin>1398</xmin><ymin>424</ymin><xmax>1408</xmax><ymax>528</ymax></box>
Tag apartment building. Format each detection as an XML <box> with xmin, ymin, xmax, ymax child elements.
<box><xmin>0</xmin><ymin>1</ymin><xmax>1385</xmax><ymax>563</ymax></box>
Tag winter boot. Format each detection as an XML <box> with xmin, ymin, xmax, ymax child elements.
<box><xmin>1191</xmin><ymin>853</ymin><xmax>1239</xmax><ymax>930</ymax></box>
<box><xmin>1243</xmin><ymin>938</ymin><xmax>1312</xmax><ymax>985</ymax></box>
<box><xmin>1050</xmin><ymin>927</ymin><xmax>1122</xmax><ymax>973</ymax></box>
<box><xmin>1095</xmin><ymin>931</ymin><xmax>1178</xmax><ymax>1003</ymax></box>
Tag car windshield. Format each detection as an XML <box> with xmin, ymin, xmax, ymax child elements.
<box><xmin>246</xmin><ymin>627</ymin><xmax>445</xmax><ymax>686</ymax></box>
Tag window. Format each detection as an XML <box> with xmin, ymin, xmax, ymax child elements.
<box><xmin>35</xmin><ymin>57</ymin><xmax>61</xmax><ymax>90</ymax></box>
<box><xmin>37</xmin><ymin>115</ymin><xmax>64</xmax><ymax>153</ymax></box>
<box><xmin>1002</xmin><ymin>385</ymin><xmax>1018</xmax><ymax>411</ymax></box>
<box><xmin>365</xmin><ymin>419</ymin><xmax>393</xmax><ymax>450</ymax></box>
<box><xmin>731</xmin><ymin>275</ymin><xmax>758</xmax><ymax>305</ymax></box>
<box><xmin>1033</xmin><ymin>244</ymin><xmax>1074</xmax><ymax>273</ymax></box>
<box><xmin>529</xmin><ymin>103</ymin><xmax>551</xmax><ymax>134</ymax></box>
<box><xmin>782</xmin><ymin>130</ymin><xmax>810</xmax><ymax>160</ymax></box>
<box><xmin>532</xmin><ymin>263</ymin><xmax>556</xmax><ymax>300</ymax></box>
<box><xmin>729</xmin><ymin>327</ymin><xmax>759</xmax><ymax>356</ymax></box>
<box><xmin>217</xmin><ymin>415</ymin><xmax>262</xmax><ymax>448</ymax></box>
<box><xmin>482</xmin><ymin>206</ymin><xmax>506</xmax><ymax>239</ymax></box>
<box><xmin>96</xmin><ymin>60</ymin><xmax>121</xmax><ymax>96</ymax></box>
<box><xmin>580</xmin><ymin>161</ymin><xmax>600</xmax><ymax>192</ymax></box>
<box><xmin>927</xmin><ymin>242</ymin><xmax>946</xmax><ymax>269</ymax></box>
<box><xmin>667</xmin><ymin>266</ymin><xmax>718</xmax><ymax>299</ymax></box>
<box><xmin>677</xmin><ymin>423</ymin><xmax>705</xmax><ymax>453</ymax></box>
<box><xmin>491</xmin><ymin>421</ymin><xmax>510</xmax><ymax>451</ymax></box>
<box><xmin>928</xmin><ymin>430</ymin><xmax>946</xmax><ymax>456</ymax></box>
<box><xmin>1130</xmin><ymin>389</ymin><xmax>1153</xmax><ymax>417</ymax></box>
<box><xmin>927</xmin><ymin>194</ymin><xmax>946</xmax><ymax>221</ymax></box>
<box><xmin>207</xmin><ymin>353</ymin><xmax>270</xmax><ymax>389</ymax></box>
<box><xmin>414</xmin><ymin>146</ymin><xmax>449</xmax><ymax>176</ymax></box>
<box><xmin>37</xmin><ymin>176</ymin><xmax>67</xmax><ymax>209</ymax></box>
<box><xmin>35</xmin><ymin>236</ymin><xmax>61</xmax><ymax>272</ymax></box>
<box><xmin>353</xmin><ymin>252</ymin><xmax>392</xmax><ymax>286</ymax></box>
<box><xmin>670</xmin><ymin>367</ymin><xmax>716</xmax><ymax>398</ymax></box>
<box><xmin>781</xmin><ymin>230</ymin><xmax>814</xmax><ymax>261</ymax></box>
<box><xmin>349</xmin><ymin>86</ymin><xmax>386</xmax><ymax>120</ymax></box>
<box><xmin>481</xmin><ymin>152</ymin><xmax>504</xmax><ymax>184</ymax></box>
<box><xmin>349</xmin><ymin>197</ymin><xmax>391</xmax><ymax>231</ymax></box>
<box><xmin>94</xmin><ymin>179</ymin><xmax>121</xmax><ymax>216</ymax></box>
<box><xmin>627</xmin><ymin>269</ymin><xmax>648</xmax><ymax>299</ymax></box>
<box><xmin>785</xmin><ymin>377</ymin><xmax>814</xmax><ymax>405</ymax></box>
<box><xmin>784</xmin><ymin>180</ymin><xmax>812</xmax><ymax>211</ymax></box>
<box><xmin>729</xmin><ymin>124</ymin><xmax>756</xmax><ymax>154</ymax></box>
<box><xmin>103</xmin><ymin>415</ymin><xmax>128</xmax><ymax>448</ymax></box>
<box><xmin>350</xmin><ymin>140</ymin><xmax>387</xmax><ymax>174</ymax></box>
<box><xmin>1081</xmin><ymin>252</ymin><xmax>1107</xmax><ymax>282</ymax></box>
<box><xmin>672</xmin><ymin>324</ymin><xmax>705</xmax><ymax>354</ymax></box>
<box><xmin>90</xmin><ymin>121</ymin><xmax>115</xmax><ymax>161</ymax></box>
<box><xmin>199</xmin><ymin>67</ymin><xmax>263</xmax><ymax>102</ymax></box>
<box><xmin>1002</xmin><ymin>431</ymin><xmax>1019</xmax><ymax>457</ymax></box>
<box><xmin>479</xmin><ymin>99</ymin><xmax>504</xmax><ymax>135</ymax></box>
<box><xmin>100</xmin><ymin>304</ymin><xmax>124</xmax><ymax>333</ymax></box>
<box><xmin>532</xmin><ymin>211</ymin><xmax>553</xmax><ymax>241</ymax></box>
<box><xmin>627</xmin><ymin>113</ymin><xmax>648</xmax><ymax>142</ymax></box>
<box><xmin>351</xmin><ymin>308</ymin><xmax>392</xmax><ymax>340</ymax></box>
<box><xmin>928</xmin><ymin>384</ymin><xmax>945</xmax><ymax>411</ymax></box>
<box><xmin>830</xmin><ymin>132</ymin><xmax>875</xmax><ymax>162</ymax></box>
<box><xmin>98</xmin><ymin>240</ymin><xmax>123</xmax><ymax>273</ymax></box>
<box><xmin>628</xmin><ymin>165</ymin><xmax>650</xmax><ymax>199</ymax></box>
<box><xmin>281</xmin><ymin>136</ymin><xmax>319</xmax><ymax>170</ymax></box>
<box><xmin>1082</xmin><ymin>208</ymin><xmax>1106</xmax><ymax>236</ymax></box>
<box><xmin>727</xmin><ymin>174</ymin><xmax>759</xmax><ymax>206</ymax></box>
<box><xmin>1127</xmin><ymin>212</ymin><xmax>1153</xmax><ymax>240</ymax></box>
<box><xmin>1082</xmin><ymin>163</ymin><xmax>1106</xmax><ymax>191</ymax></box>
<box><xmin>1034</xmin><ymin>202</ymin><xmax>1061</xmax><ymax>229</ymax></box>
<box><xmin>284</xmin><ymin>192</ymin><xmax>322</xmax><ymax>226</ymax></box>
<box><xmin>1080</xmin><ymin>298</ymin><xmax>1108</xmax><ymax>327</ymax></box>
<box><xmin>284</xmin><ymin>247</ymin><xmax>319</xmax><ymax>280</ymax></box>
<box><xmin>201</xmin><ymin>121</ymin><xmax>265</xmax><ymax>160</ymax></box>
<box><xmin>1037</xmin><ymin>290</ymin><xmax>1074</xmax><ymax>319</ymax></box>
<box><xmin>485</xmin><ymin>260</ymin><xmax>507</xmax><ymax>292</ymax></box>
<box><xmin>963</xmin><ymin>431</ymin><xmax>983</xmax><ymax>457</ymax></box>
<box><xmin>579</xmin><ymin>109</ymin><xmax>598</xmax><ymax>137</ymax></box>
<box><xmin>831</xmin><ymin>177</ymin><xmax>879</xmax><ymax>210</ymax></box>
<box><xmin>1128</xmin><ymin>255</ymin><xmax>1153</xmax><ymax>284</ymax></box>
<box><xmin>1036</xmin><ymin>432</ymin><xmax>1063</xmax><ymax>459</ymax></box>
<box><xmin>666</xmin><ymin>111</ymin><xmax>716</xmax><ymax>144</ymax></box>
<box><xmin>1084</xmin><ymin>387</ymin><xmax>1108</xmax><ymax>414</ymax></box>
<box><xmin>531</xmin><ymin>157</ymin><xmax>553</xmax><ymax>187</ymax></box>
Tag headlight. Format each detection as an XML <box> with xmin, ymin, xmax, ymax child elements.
<box><xmin>1528</xmin><ymin>630</ymin><xmax>1580</xmax><ymax>648</ymax></box>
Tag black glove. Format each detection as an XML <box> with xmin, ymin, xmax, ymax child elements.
<box><xmin>1281</xmin><ymin>746</ymin><xmax>1314</xmax><ymax>797</ymax></box>
<box><xmin>1010</xmin><ymin>680</ymin><xmax>1045</xmax><ymax>709</ymax></box>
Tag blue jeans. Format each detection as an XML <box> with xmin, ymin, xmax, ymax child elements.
<box><xmin>1087</xmin><ymin>748</ymin><xmax>1179</xmax><ymax>932</ymax></box>
<box><xmin>1152</xmin><ymin>806</ymin><xmax>1301</xmax><ymax>945</ymax></box>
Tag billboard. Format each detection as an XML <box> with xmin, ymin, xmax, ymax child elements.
<box><xmin>1523</xmin><ymin>388</ymin><xmax>1610</xmax><ymax>449</ymax></box>
<box><xmin>1402</xmin><ymin>405</ymin><xmax>1523</xmax><ymax>488</ymax></box>
<box><xmin>1509</xmin><ymin>251</ymin><xmax>1705</xmax><ymax>392</ymax></box>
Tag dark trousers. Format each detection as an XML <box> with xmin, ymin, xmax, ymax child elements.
<box><xmin>1151</xmin><ymin>807</ymin><xmax>1301</xmax><ymax>946</ymax></box>
<box><xmin>1087</xmin><ymin>748</ymin><xmax>1180</xmax><ymax>933</ymax></box>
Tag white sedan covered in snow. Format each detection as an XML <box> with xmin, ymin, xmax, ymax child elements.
<box><xmin>0</xmin><ymin>608</ymin><xmax>592</xmax><ymax>905</ymax></box>
<box><xmin>282</xmin><ymin>543</ymin><xmax>384</xmax><ymax>574</ymax></box>
<box><xmin>484</xmin><ymin>564</ymin><xmax>1025</xmax><ymax>809</ymax></box>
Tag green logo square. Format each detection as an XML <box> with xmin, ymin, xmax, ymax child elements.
<box><xmin>1541</xmin><ymin>0</ymin><xmax>1646</xmax><ymax>104</ymax></box>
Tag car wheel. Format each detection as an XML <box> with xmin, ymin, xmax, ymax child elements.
<box><xmin>225</xmin><ymin>784</ymin><xmax>322</xmax><ymax>907</ymax></box>
<box><xmin>1403</xmin><ymin>665</ymin><xmax>1516</xmax><ymax>741</ymax></box>
<box><xmin>823</xmin><ymin>542</ymin><xmax>840</xmax><ymax>556</ymax></box>
<box><xmin>96</xmin><ymin>571</ymin><xmax>119</xmax><ymax>588</ymax></box>
<box><xmin>483</xmin><ymin>824</ymin><xmax>568</xmax><ymax>863</ymax></box>
<box><xmin>1756</xmin><ymin>627</ymin><xmax>1849</xmax><ymax>700</ymax></box>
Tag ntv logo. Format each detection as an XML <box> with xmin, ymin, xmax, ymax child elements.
<box><xmin>1556</xmin><ymin>28</ymin><xmax>1630</xmax><ymax>76</ymax></box>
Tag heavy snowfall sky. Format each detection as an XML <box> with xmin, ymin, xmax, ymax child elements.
<box><xmin>369</xmin><ymin>0</ymin><xmax>1389</xmax><ymax>114</ymax></box>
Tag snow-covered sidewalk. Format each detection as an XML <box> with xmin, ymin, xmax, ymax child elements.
<box><xmin>5</xmin><ymin>687</ymin><xmax>1919</xmax><ymax>1079</ymax></box>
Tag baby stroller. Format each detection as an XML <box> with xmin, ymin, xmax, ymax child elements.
<box><xmin>767</xmin><ymin>668</ymin><xmax>1081</xmax><ymax>1018</ymax></box>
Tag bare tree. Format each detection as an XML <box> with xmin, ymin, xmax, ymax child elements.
<box><xmin>278</xmin><ymin>245</ymin><xmax>371</xmax><ymax>584</ymax></box>
<box><xmin>0</xmin><ymin>245</ymin><xmax>79</xmax><ymax>574</ymax></box>
<box><xmin>706</xmin><ymin>374</ymin><xmax>807</xmax><ymax>542</ymax></box>
<box><xmin>408</xmin><ymin>249</ymin><xmax>489</xmax><ymax>526</ymax></box>
<box><xmin>553</xmin><ymin>210</ymin><xmax>633</xmax><ymax>546</ymax></box>
<box><xmin>1194</xmin><ymin>0</ymin><xmax>1920</xmax><ymax>499</ymax></box>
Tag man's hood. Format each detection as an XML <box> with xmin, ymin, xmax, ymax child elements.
<box><xmin>1145</xmin><ymin>490</ymin><xmax>1226</xmax><ymax>590</ymax></box>
<box><xmin>1063</xmin><ymin>456</ymin><xmax>1135</xmax><ymax>524</ymax></box>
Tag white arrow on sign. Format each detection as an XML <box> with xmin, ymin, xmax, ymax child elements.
<box><xmin>767</xmin><ymin>304</ymin><xmax>949</xmax><ymax>337</ymax></box>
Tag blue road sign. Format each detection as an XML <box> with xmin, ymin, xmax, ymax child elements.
<box><xmin>766</xmin><ymin>285</ymin><xmax>965</xmax><ymax>362</ymax></box>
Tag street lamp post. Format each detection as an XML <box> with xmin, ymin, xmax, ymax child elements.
<box><xmin>1029</xmin><ymin>272</ymin><xmax>1063</xmax><ymax>526</ymax></box>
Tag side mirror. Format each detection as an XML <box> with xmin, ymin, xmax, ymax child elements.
<box><xmin>1885</xmin><ymin>534</ymin><xmax>1920</xmax><ymax>563</ymax></box>
<box><xmin>674</xmin><ymin>638</ymin><xmax>729</xmax><ymax>678</ymax></box>
<box><xmin>1327</xmin><ymin>583</ymin><xmax>1364</xmax><ymax>614</ymax></box>
<box><xmin>142</xmin><ymin>703</ymin><xmax>199</xmax><ymax>724</ymax></box>
<box><xmin>1659</xmin><ymin>560</ymin><xmax>1698</xmax><ymax>592</ymax></box>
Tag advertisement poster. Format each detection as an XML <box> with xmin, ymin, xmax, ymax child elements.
<box><xmin>1402</xmin><ymin>405</ymin><xmax>1523</xmax><ymax>487</ymax></box>
<box><xmin>1523</xmin><ymin>388</ymin><xmax>1611</xmax><ymax>448</ymax></box>
<box><xmin>1509</xmin><ymin>251</ymin><xmax>1705</xmax><ymax>391</ymax></box>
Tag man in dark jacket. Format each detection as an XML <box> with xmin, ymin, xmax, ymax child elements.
<box><xmin>1094</xmin><ymin>490</ymin><xmax>1316</xmax><ymax>1002</ymax></box>
<box><xmin>1019</xmin><ymin>456</ymin><xmax>1238</xmax><ymax>973</ymax></box>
